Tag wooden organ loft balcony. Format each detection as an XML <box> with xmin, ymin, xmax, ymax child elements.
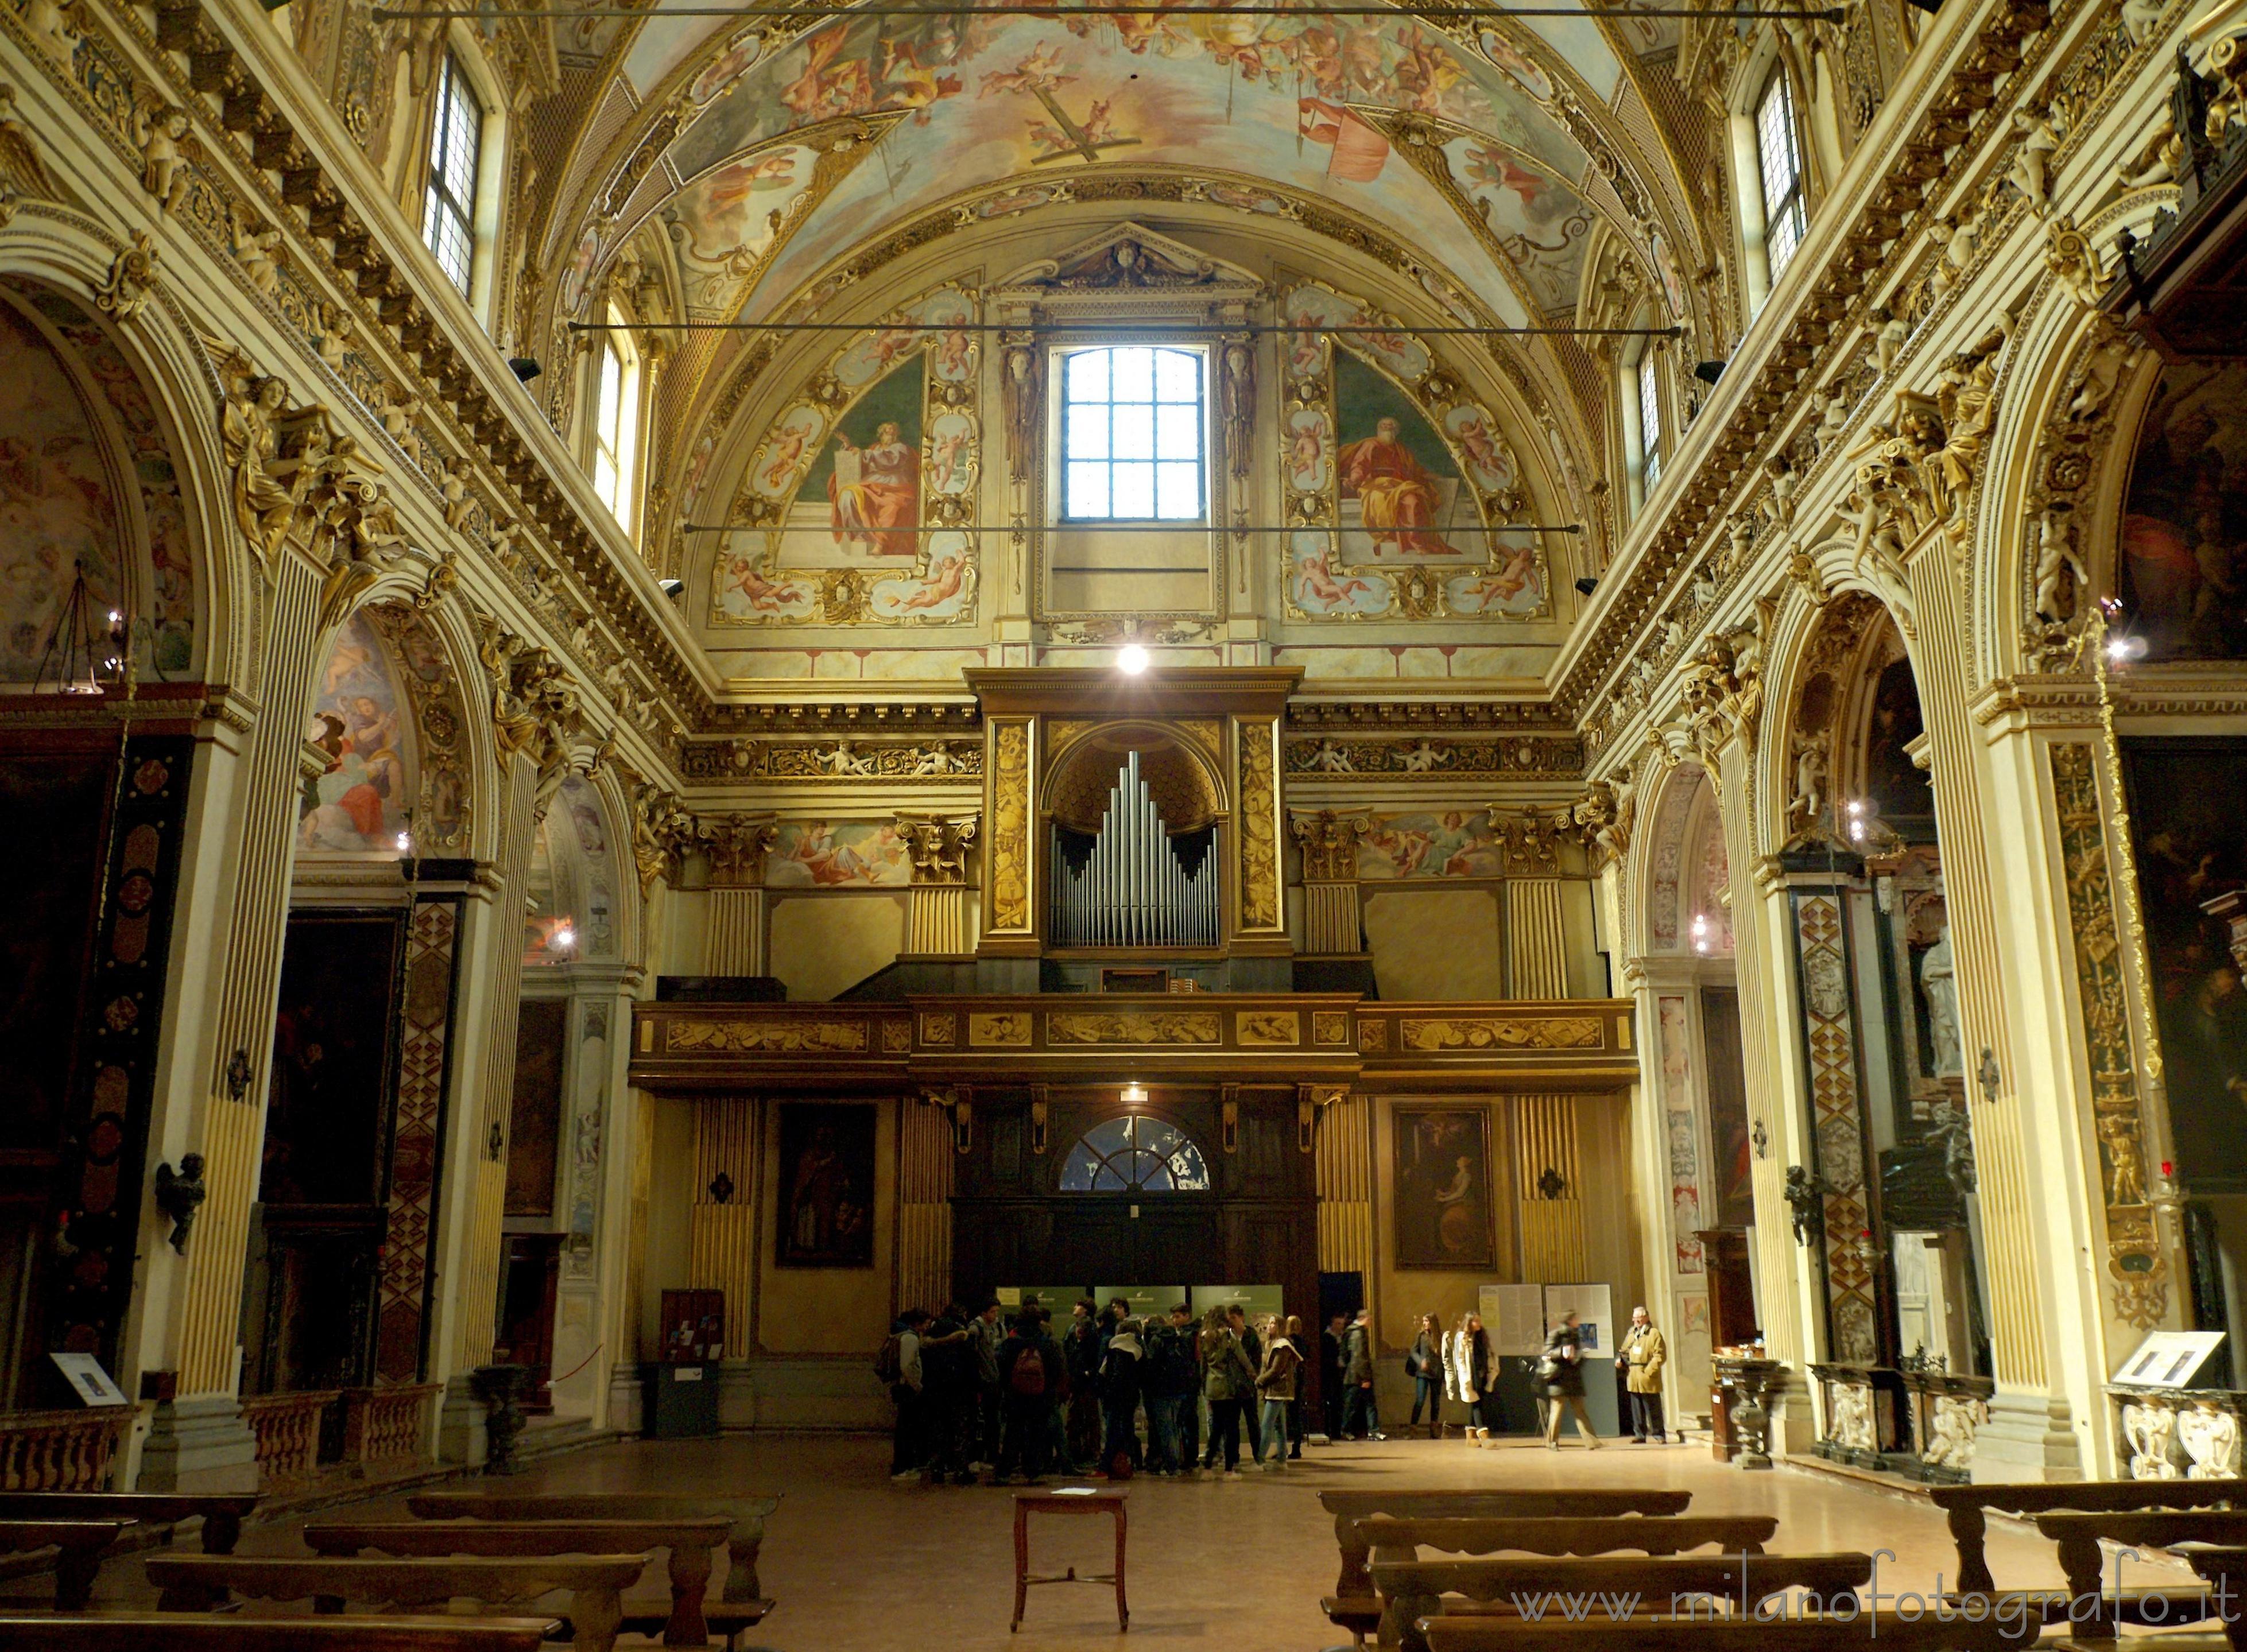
<box><xmin>629</xmin><ymin>995</ymin><xmax>1636</xmax><ymax>1099</ymax></box>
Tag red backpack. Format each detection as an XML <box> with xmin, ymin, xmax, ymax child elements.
<box><xmin>1009</xmin><ymin>1343</ymin><xmax>1048</xmax><ymax>1398</ymax></box>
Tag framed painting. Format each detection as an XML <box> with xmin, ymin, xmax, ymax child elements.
<box><xmin>2120</xmin><ymin>737</ymin><xmax>2247</xmax><ymax>1188</ymax></box>
<box><xmin>1392</xmin><ymin>1104</ymin><xmax>1494</xmax><ymax>1269</ymax></box>
<box><xmin>775</xmin><ymin>1102</ymin><xmax>877</xmax><ymax>1267</ymax></box>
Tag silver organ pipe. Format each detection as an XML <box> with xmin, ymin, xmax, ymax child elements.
<box><xmin>1049</xmin><ymin>749</ymin><xmax>1219</xmax><ymax>948</ymax></box>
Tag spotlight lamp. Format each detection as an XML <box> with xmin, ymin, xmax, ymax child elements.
<box><xmin>1694</xmin><ymin>360</ymin><xmax>1729</xmax><ymax>386</ymax></box>
<box><xmin>1121</xmin><ymin>1081</ymin><xmax>1149</xmax><ymax>1107</ymax></box>
<box><xmin>1117</xmin><ymin>643</ymin><xmax>1150</xmax><ymax>676</ymax></box>
<box><xmin>507</xmin><ymin>356</ymin><xmax>542</xmax><ymax>384</ymax></box>
<box><xmin>658</xmin><ymin>578</ymin><xmax>686</xmax><ymax>598</ymax></box>
<box><xmin>1574</xmin><ymin>575</ymin><xmax>1600</xmax><ymax>597</ymax></box>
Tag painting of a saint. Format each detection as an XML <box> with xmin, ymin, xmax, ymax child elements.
<box><xmin>776</xmin><ymin>1103</ymin><xmax>876</xmax><ymax>1267</ymax></box>
<box><xmin>2118</xmin><ymin>363</ymin><xmax>2247</xmax><ymax>661</ymax></box>
<box><xmin>1393</xmin><ymin>1105</ymin><xmax>1493</xmax><ymax>1269</ymax></box>
<box><xmin>827</xmin><ymin>422</ymin><xmax>919</xmax><ymax>556</ymax></box>
<box><xmin>768</xmin><ymin>820</ymin><xmax>912</xmax><ymax>886</ymax></box>
<box><xmin>1333</xmin><ymin>353</ymin><xmax>1467</xmax><ymax>561</ymax></box>
<box><xmin>774</xmin><ymin>356</ymin><xmax>925</xmax><ymax>568</ymax></box>
<box><xmin>299</xmin><ymin>615</ymin><xmax>415</xmax><ymax>853</ymax></box>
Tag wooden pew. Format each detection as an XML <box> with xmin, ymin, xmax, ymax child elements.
<box><xmin>1318</xmin><ymin>1491</ymin><xmax>1695</xmax><ymax>1650</ymax></box>
<box><xmin>1421</xmin><ymin>1610</ymin><xmax>2046</xmax><ymax>1652</ymax></box>
<box><xmin>144</xmin><ymin>1553</ymin><xmax>648</xmax><ymax>1652</ymax></box>
<box><xmin>2032</xmin><ymin>1509</ymin><xmax>2247</xmax><ymax>1634</ymax></box>
<box><xmin>0</xmin><ymin>1492</ymin><xmax>257</xmax><ymax>1554</ymax></box>
<box><xmin>406</xmin><ymin>1490</ymin><xmax>780</xmax><ymax>1646</ymax></box>
<box><xmin>1355</xmin><ymin>1515</ymin><xmax>1779</xmax><ymax>1562</ymax></box>
<box><xmin>1926</xmin><ymin>1478</ymin><xmax>2247</xmax><ymax>1595</ymax></box>
<box><xmin>0</xmin><ymin>1615</ymin><xmax>561</xmax><ymax>1651</ymax></box>
<box><xmin>0</xmin><ymin>1520</ymin><xmax>131</xmax><ymax>1610</ymax></box>
<box><xmin>2181</xmin><ymin>1546</ymin><xmax>2247</xmax><ymax>1652</ymax></box>
<box><xmin>1374</xmin><ymin>1552</ymin><xmax>1874</xmax><ymax>1652</ymax></box>
<box><xmin>305</xmin><ymin>1517</ymin><xmax>729</xmax><ymax>1649</ymax></box>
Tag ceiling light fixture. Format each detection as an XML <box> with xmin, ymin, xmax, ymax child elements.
<box><xmin>1117</xmin><ymin>644</ymin><xmax>1150</xmax><ymax>676</ymax></box>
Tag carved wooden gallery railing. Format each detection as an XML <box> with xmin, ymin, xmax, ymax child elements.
<box><xmin>338</xmin><ymin>1383</ymin><xmax>440</xmax><ymax>1469</ymax></box>
<box><xmin>0</xmin><ymin>1406</ymin><xmax>134</xmax><ymax>1491</ymax></box>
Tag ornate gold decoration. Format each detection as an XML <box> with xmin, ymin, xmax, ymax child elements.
<box><xmin>2021</xmin><ymin>317</ymin><xmax>2144</xmax><ymax>670</ymax></box>
<box><xmin>1677</xmin><ymin>599</ymin><xmax>1773</xmax><ymax>764</ymax></box>
<box><xmin>2050</xmin><ymin>740</ymin><xmax>2169</xmax><ymax>1330</ymax></box>
<box><xmin>667</xmin><ymin>1019</ymin><xmax>870</xmax><ymax>1053</ymax></box>
<box><xmin>0</xmin><ymin>82</ymin><xmax>68</xmax><ymax>219</ymax></box>
<box><xmin>1047</xmin><ymin>1010</ymin><xmax>1221</xmax><ymax>1046</ymax></box>
<box><xmin>1236</xmin><ymin>1010</ymin><xmax>1300</xmax><ymax>1047</ymax></box>
<box><xmin>1571</xmin><ymin>774</ymin><xmax>1636</xmax><ymax>868</ymax></box>
<box><xmin>679</xmin><ymin>738</ymin><xmax>982</xmax><ymax>781</ymax></box>
<box><xmin>1285</xmin><ymin>734</ymin><xmax>1582</xmax><ymax>777</ymax></box>
<box><xmin>1358</xmin><ymin>1018</ymin><xmax>1389</xmax><ymax>1052</ymax></box>
<box><xmin>968</xmin><ymin>1011</ymin><xmax>1033</xmax><ymax>1048</ymax></box>
<box><xmin>1291</xmin><ymin>811</ymin><xmax>1370</xmax><ymax>882</ymax></box>
<box><xmin>894</xmin><ymin>813</ymin><xmax>978</xmax><ymax>885</ymax></box>
<box><xmin>1397</xmin><ymin>1017</ymin><xmax>1605</xmax><ymax>1052</ymax></box>
<box><xmin>918</xmin><ymin>1011</ymin><xmax>957</xmax><ymax>1048</ymax></box>
<box><xmin>1313</xmin><ymin>1011</ymin><xmax>1351</xmax><ymax>1047</ymax></box>
<box><xmin>988</xmin><ymin>722</ymin><xmax>1032</xmax><ymax>932</ymax></box>
<box><xmin>704</xmin><ymin>813</ymin><xmax>778</xmax><ymax>887</ymax></box>
<box><xmin>1490</xmin><ymin>804</ymin><xmax>1571</xmax><ymax>875</ymax></box>
<box><xmin>93</xmin><ymin>231</ymin><xmax>158</xmax><ymax>323</ymax></box>
<box><xmin>1237</xmin><ymin>721</ymin><xmax>1281</xmax><ymax>931</ymax></box>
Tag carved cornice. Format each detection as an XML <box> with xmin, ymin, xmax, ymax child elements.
<box><xmin>1285</xmin><ymin>732</ymin><xmax>1584</xmax><ymax>780</ymax></box>
<box><xmin>677</xmin><ymin>736</ymin><xmax>985</xmax><ymax>782</ymax></box>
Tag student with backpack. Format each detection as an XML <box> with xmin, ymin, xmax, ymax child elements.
<box><xmin>1098</xmin><ymin>1317</ymin><xmax>1145</xmax><ymax>1473</ymax></box>
<box><xmin>880</xmin><ymin>1309</ymin><xmax>928</xmax><ymax>1481</ymax></box>
<box><xmin>1139</xmin><ymin>1308</ymin><xmax>1193</xmax><ymax>1474</ymax></box>
<box><xmin>994</xmin><ymin>1306</ymin><xmax>1064</xmax><ymax>1483</ymax></box>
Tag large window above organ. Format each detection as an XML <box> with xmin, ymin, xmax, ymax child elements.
<box><xmin>1061</xmin><ymin>346</ymin><xmax>1207</xmax><ymax>523</ymax></box>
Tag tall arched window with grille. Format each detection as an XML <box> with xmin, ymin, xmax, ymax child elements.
<box><xmin>1756</xmin><ymin>68</ymin><xmax>1807</xmax><ymax>282</ymax></box>
<box><xmin>1637</xmin><ymin>348</ymin><xmax>1663</xmax><ymax>495</ymax></box>
<box><xmin>1059</xmin><ymin>1116</ymin><xmax>1211</xmax><ymax>1192</ymax></box>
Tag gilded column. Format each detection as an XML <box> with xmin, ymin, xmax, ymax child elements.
<box><xmin>1233</xmin><ymin>716</ymin><xmax>1287</xmax><ymax>949</ymax></box>
<box><xmin>1512</xmin><ymin>1095</ymin><xmax>1589</xmax><ymax>1281</ymax></box>
<box><xmin>1904</xmin><ymin>553</ymin><xmax>2069</xmax><ymax>1476</ymax></box>
<box><xmin>1290</xmin><ymin>810</ymin><xmax>1368</xmax><ymax>955</ymax></box>
<box><xmin>897</xmin><ymin>1096</ymin><xmax>956</xmax><ymax>1314</ymax></box>
<box><xmin>703</xmin><ymin>813</ymin><xmax>776</xmax><ymax>977</ymax></box>
<box><xmin>978</xmin><ymin>719</ymin><xmax>1037</xmax><ymax>961</ymax></box>
<box><xmin>688</xmin><ymin>1096</ymin><xmax>760</xmax><ymax>1356</ymax></box>
<box><xmin>897</xmin><ymin>813</ymin><xmax>979</xmax><ymax>955</ymax></box>
<box><xmin>161</xmin><ymin>547</ymin><xmax>328</xmax><ymax>1490</ymax></box>
<box><xmin>1315</xmin><ymin>1092</ymin><xmax>1373</xmax><ymax>1279</ymax></box>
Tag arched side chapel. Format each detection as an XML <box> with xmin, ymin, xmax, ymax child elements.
<box><xmin>0</xmin><ymin>0</ymin><xmax>2237</xmax><ymax>1528</ymax></box>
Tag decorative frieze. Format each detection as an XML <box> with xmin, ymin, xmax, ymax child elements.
<box><xmin>677</xmin><ymin>738</ymin><xmax>985</xmax><ymax>782</ymax></box>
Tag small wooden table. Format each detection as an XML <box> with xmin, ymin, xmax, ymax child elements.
<box><xmin>1012</xmin><ymin>1490</ymin><xmax>1126</xmax><ymax>1634</ymax></box>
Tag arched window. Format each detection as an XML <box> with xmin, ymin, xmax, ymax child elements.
<box><xmin>421</xmin><ymin>51</ymin><xmax>483</xmax><ymax>296</ymax></box>
<box><xmin>592</xmin><ymin>312</ymin><xmax>639</xmax><ymax>529</ymax></box>
<box><xmin>1755</xmin><ymin>68</ymin><xmax>1807</xmax><ymax>282</ymax></box>
<box><xmin>1059</xmin><ymin>1116</ymin><xmax>1211</xmax><ymax>1192</ymax></box>
<box><xmin>1636</xmin><ymin>348</ymin><xmax>1663</xmax><ymax>495</ymax></box>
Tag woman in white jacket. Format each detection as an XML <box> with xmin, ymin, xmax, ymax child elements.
<box><xmin>1444</xmin><ymin>1312</ymin><xmax>1483</xmax><ymax>1440</ymax></box>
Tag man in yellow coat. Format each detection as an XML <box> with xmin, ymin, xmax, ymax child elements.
<box><xmin>1617</xmin><ymin>1305</ymin><xmax>1668</xmax><ymax>1444</ymax></box>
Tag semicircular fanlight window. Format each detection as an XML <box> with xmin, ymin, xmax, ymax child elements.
<box><xmin>1059</xmin><ymin>1115</ymin><xmax>1211</xmax><ymax>1192</ymax></box>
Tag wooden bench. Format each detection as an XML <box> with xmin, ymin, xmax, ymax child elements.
<box><xmin>0</xmin><ymin>1520</ymin><xmax>131</xmax><ymax>1611</ymax></box>
<box><xmin>1373</xmin><ymin>1552</ymin><xmax>1874</xmax><ymax>1652</ymax></box>
<box><xmin>1927</xmin><ymin>1478</ymin><xmax>2247</xmax><ymax>1594</ymax></box>
<box><xmin>405</xmin><ymin>1491</ymin><xmax>780</xmax><ymax>1647</ymax></box>
<box><xmin>1355</xmin><ymin>1515</ymin><xmax>1779</xmax><ymax>1562</ymax></box>
<box><xmin>0</xmin><ymin>1615</ymin><xmax>561</xmax><ymax>1651</ymax></box>
<box><xmin>1318</xmin><ymin>1491</ymin><xmax>1695</xmax><ymax>1649</ymax></box>
<box><xmin>2180</xmin><ymin>1546</ymin><xmax>2247</xmax><ymax>1652</ymax></box>
<box><xmin>2028</xmin><ymin>1510</ymin><xmax>2247</xmax><ymax>1635</ymax></box>
<box><xmin>1421</xmin><ymin>1610</ymin><xmax>2046</xmax><ymax>1652</ymax></box>
<box><xmin>0</xmin><ymin>1492</ymin><xmax>256</xmax><ymax>1555</ymax></box>
<box><xmin>144</xmin><ymin>1554</ymin><xmax>648</xmax><ymax>1652</ymax></box>
<box><xmin>305</xmin><ymin>1518</ymin><xmax>730</xmax><ymax>1649</ymax></box>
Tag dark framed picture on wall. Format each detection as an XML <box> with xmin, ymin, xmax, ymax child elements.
<box><xmin>775</xmin><ymin>1102</ymin><xmax>877</xmax><ymax>1267</ymax></box>
<box><xmin>1392</xmin><ymin>1104</ymin><xmax>1494</xmax><ymax>1269</ymax></box>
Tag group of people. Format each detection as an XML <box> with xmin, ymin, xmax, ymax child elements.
<box><xmin>1395</xmin><ymin>1304</ymin><xmax>1671</xmax><ymax>1448</ymax></box>
<box><xmin>880</xmin><ymin>1296</ymin><xmax>1318</xmax><ymax>1485</ymax></box>
<box><xmin>881</xmin><ymin>1298</ymin><xmax>1672</xmax><ymax>1477</ymax></box>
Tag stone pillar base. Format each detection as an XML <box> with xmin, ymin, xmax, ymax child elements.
<box><xmin>135</xmin><ymin>1395</ymin><xmax>259</xmax><ymax>1494</ymax></box>
<box><xmin>1970</xmin><ymin>1389</ymin><xmax>2082</xmax><ymax>1482</ymax></box>
<box><xmin>1771</xmin><ymin>1386</ymin><xmax>1819</xmax><ymax>1459</ymax></box>
<box><xmin>436</xmin><ymin>1370</ymin><xmax>490</xmax><ymax>1468</ymax></box>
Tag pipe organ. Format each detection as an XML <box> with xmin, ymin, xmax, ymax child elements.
<box><xmin>1049</xmin><ymin>750</ymin><xmax>1219</xmax><ymax>948</ymax></box>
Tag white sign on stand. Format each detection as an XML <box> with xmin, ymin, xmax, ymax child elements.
<box><xmin>2115</xmin><ymin>1330</ymin><xmax>2226</xmax><ymax>1389</ymax></box>
<box><xmin>1481</xmin><ymin>1284</ymin><xmax>1547</xmax><ymax>1356</ymax></box>
<box><xmin>49</xmin><ymin>1353</ymin><xmax>129</xmax><ymax>1407</ymax></box>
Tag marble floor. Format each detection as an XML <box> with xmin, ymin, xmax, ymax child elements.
<box><xmin>33</xmin><ymin>1433</ymin><xmax>2203</xmax><ymax>1650</ymax></box>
